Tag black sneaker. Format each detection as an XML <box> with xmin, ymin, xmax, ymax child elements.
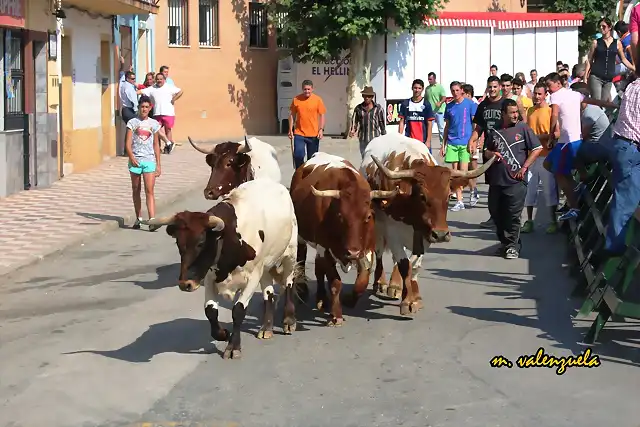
<box><xmin>132</xmin><ymin>217</ymin><xmax>142</xmax><ymax>229</ymax></box>
<box><xmin>164</xmin><ymin>142</ymin><xmax>175</xmax><ymax>154</ymax></box>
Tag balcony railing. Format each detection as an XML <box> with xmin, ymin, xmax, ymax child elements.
<box><xmin>62</xmin><ymin>0</ymin><xmax>159</xmax><ymax>15</ymax></box>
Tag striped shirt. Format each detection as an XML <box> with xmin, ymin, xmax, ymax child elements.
<box><xmin>613</xmin><ymin>78</ymin><xmax>640</xmax><ymax>142</ymax></box>
<box><xmin>351</xmin><ymin>102</ymin><xmax>386</xmax><ymax>144</ymax></box>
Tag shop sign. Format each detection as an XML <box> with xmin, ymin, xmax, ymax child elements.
<box><xmin>0</xmin><ymin>0</ymin><xmax>25</xmax><ymax>28</ymax></box>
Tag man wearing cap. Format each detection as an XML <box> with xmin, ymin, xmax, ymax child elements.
<box><xmin>349</xmin><ymin>86</ymin><xmax>387</xmax><ymax>157</ymax></box>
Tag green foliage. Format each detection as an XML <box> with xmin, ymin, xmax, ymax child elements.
<box><xmin>269</xmin><ymin>0</ymin><xmax>448</xmax><ymax>62</ymax></box>
<box><xmin>542</xmin><ymin>0</ymin><xmax>619</xmax><ymax>56</ymax></box>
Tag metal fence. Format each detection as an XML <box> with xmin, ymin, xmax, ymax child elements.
<box><xmin>168</xmin><ymin>0</ymin><xmax>189</xmax><ymax>46</ymax></box>
<box><xmin>249</xmin><ymin>2</ymin><xmax>268</xmax><ymax>48</ymax></box>
<box><xmin>199</xmin><ymin>0</ymin><xmax>219</xmax><ymax>46</ymax></box>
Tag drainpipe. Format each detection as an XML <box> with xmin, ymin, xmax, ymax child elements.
<box><xmin>133</xmin><ymin>15</ymin><xmax>139</xmax><ymax>82</ymax></box>
<box><xmin>149</xmin><ymin>16</ymin><xmax>155</xmax><ymax>72</ymax></box>
<box><xmin>56</xmin><ymin>14</ymin><xmax>64</xmax><ymax>178</ymax></box>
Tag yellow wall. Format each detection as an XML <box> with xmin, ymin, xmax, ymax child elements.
<box><xmin>26</xmin><ymin>0</ymin><xmax>56</xmax><ymax>31</ymax></box>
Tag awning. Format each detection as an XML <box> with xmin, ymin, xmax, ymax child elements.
<box><xmin>424</xmin><ymin>12</ymin><xmax>584</xmax><ymax>29</ymax></box>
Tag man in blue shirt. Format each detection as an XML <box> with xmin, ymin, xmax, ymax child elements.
<box><xmin>398</xmin><ymin>79</ymin><xmax>435</xmax><ymax>152</ymax></box>
<box><xmin>441</xmin><ymin>81</ymin><xmax>478</xmax><ymax>211</ymax></box>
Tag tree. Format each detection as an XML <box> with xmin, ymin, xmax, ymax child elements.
<box><xmin>542</xmin><ymin>0</ymin><xmax>618</xmax><ymax>58</ymax></box>
<box><xmin>269</xmin><ymin>0</ymin><xmax>448</xmax><ymax>134</ymax></box>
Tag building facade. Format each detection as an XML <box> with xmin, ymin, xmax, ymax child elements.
<box><xmin>0</xmin><ymin>0</ymin><xmax>58</xmax><ymax>198</ymax></box>
<box><xmin>154</xmin><ymin>0</ymin><xmax>280</xmax><ymax>142</ymax></box>
<box><xmin>57</xmin><ymin>0</ymin><xmax>158</xmax><ymax>176</ymax></box>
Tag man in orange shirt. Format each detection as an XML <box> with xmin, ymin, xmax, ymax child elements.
<box><xmin>521</xmin><ymin>83</ymin><xmax>560</xmax><ymax>234</ymax></box>
<box><xmin>288</xmin><ymin>80</ymin><xmax>327</xmax><ymax>169</ymax></box>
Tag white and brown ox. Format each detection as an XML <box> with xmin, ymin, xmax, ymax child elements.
<box><xmin>145</xmin><ymin>179</ymin><xmax>299</xmax><ymax>360</ymax></box>
<box><xmin>188</xmin><ymin>136</ymin><xmax>282</xmax><ymax>200</ymax></box>
<box><xmin>289</xmin><ymin>152</ymin><xmax>398</xmax><ymax>326</ymax></box>
<box><xmin>360</xmin><ymin>133</ymin><xmax>495</xmax><ymax>315</ymax></box>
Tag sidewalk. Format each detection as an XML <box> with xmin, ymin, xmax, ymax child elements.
<box><xmin>0</xmin><ymin>136</ymin><xmax>294</xmax><ymax>278</ymax></box>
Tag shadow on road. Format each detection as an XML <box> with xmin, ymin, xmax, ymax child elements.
<box><xmin>76</xmin><ymin>212</ymin><xmax>127</xmax><ymax>229</ymax></box>
<box><xmin>435</xmin><ymin>218</ymin><xmax>640</xmax><ymax>368</ymax></box>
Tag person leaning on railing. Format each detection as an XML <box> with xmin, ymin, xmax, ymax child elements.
<box><xmin>575</xmin><ymin>67</ymin><xmax>640</xmax><ymax>265</ymax></box>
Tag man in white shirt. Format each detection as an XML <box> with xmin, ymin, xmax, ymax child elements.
<box><xmin>139</xmin><ymin>73</ymin><xmax>183</xmax><ymax>154</ymax></box>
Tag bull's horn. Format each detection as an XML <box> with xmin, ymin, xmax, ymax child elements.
<box><xmin>207</xmin><ymin>215</ymin><xmax>225</xmax><ymax>231</ymax></box>
<box><xmin>370</xmin><ymin>155</ymin><xmax>415</xmax><ymax>179</ymax></box>
<box><xmin>449</xmin><ymin>155</ymin><xmax>497</xmax><ymax>179</ymax></box>
<box><xmin>370</xmin><ymin>188</ymin><xmax>399</xmax><ymax>199</ymax></box>
<box><xmin>145</xmin><ymin>215</ymin><xmax>176</xmax><ymax>226</ymax></box>
<box><xmin>311</xmin><ymin>185</ymin><xmax>341</xmax><ymax>199</ymax></box>
<box><xmin>238</xmin><ymin>136</ymin><xmax>252</xmax><ymax>153</ymax></box>
<box><xmin>188</xmin><ymin>137</ymin><xmax>215</xmax><ymax>154</ymax></box>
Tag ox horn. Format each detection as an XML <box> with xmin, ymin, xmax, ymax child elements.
<box><xmin>145</xmin><ymin>215</ymin><xmax>176</xmax><ymax>226</ymax></box>
<box><xmin>449</xmin><ymin>155</ymin><xmax>497</xmax><ymax>179</ymax></box>
<box><xmin>207</xmin><ymin>215</ymin><xmax>225</xmax><ymax>231</ymax></box>
<box><xmin>311</xmin><ymin>185</ymin><xmax>341</xmax><ymax>199</ymax></box>
<box><xmin>188</xmin><ymin>136</ymin><xmax>215</xmax><ymax>154</ymax></box>
<box><xmin>370</xmin><ymin>187</ymin><xmax>400</xmax><ymax>199</ymax></box>
<box><xmin>370</xmin><ymin>155</ymin><xmax>415</xmax><ymax>179</ymax></box>
<box><xmin>238</xmin><ymin>136</ymin><xmax>253</xmax><ymax>154</ymax></box>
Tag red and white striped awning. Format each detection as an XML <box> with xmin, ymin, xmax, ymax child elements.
<box><xmin>424</xmin><ymin>12</ymin><xmax>583</xmax><ymax>29</ymax></box>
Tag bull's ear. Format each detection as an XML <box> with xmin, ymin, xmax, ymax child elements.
<box><xmin>205</xmin><ymin>154</ymin><xmax>215</xmax><ymax>168</ymax></box>
<box><xmin>235</xmin><ymin>153</ymin><xmax>250</xmax><ymax>168</ymax></box>
<box><xmin>166</xmin><ymin>224</ymin><xmax>177</xmax><ymax>237</ymax></box>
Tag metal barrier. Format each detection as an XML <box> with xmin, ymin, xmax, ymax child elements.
<box><xmin>566</xmin><ymin>161</ymin><xmax>640</xmax><ymax>345</ymax></box>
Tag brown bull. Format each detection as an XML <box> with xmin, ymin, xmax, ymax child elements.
<box><xmin>361</xmin><ymin>133</ymin><xmax>495</xmax><ymax>315</ymax></box>
<box><xmin>289</xmin><ymin>152</ymin><xmax>398</xmax><ymax>326</ymax></box>
<box><xmin>188</xmin><ymin>136</ymin><xmax>282</xmax><ymax>200</ymax></box>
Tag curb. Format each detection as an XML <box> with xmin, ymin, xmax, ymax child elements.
<box><xmin>0</xmin><ymin>143</ymin><xmax>300</xmax><ymax>280</ymax></box>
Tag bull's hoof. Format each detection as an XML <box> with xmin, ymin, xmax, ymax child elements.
<box><xmin>326</xmin><ymin>317</ymin><xmax>344</xmax><ymax>327</ymax></box>
<box><xmin>374</xmin><ymin>282</ymin><xmax>389</xmax><ymax>298</ymax></box>
<box><xmin>400</xmin><ymin>302</ymin><xmax>412</xmax><ymax>316</ymax></box>
<box><xmin>283</xmin><ymin>317</ymin><xmax>297</xmax><ymax>334</ymax></box>
<box><xmin>316</xmin><ymin>298</ymin><xmax>329</xmax><ymax>311</ymax></box>
<box><xmin>222</xmin><ymin>345</ymin><xmax>241</xmax><ymax>360</ymax></box>
<box><xmin>410</xmin><ymin>298</ymin><xmax>424</xmax><ymax>313</ymax></box>
<box><xmin>387</xmin><ymin>285</ymin><xmax>402</xmax><ymax>300</ymax></box>
<box><xmin>257</xmin><ymin>329</ymin><xmax>274</xmax><ymax>340</ymax></box>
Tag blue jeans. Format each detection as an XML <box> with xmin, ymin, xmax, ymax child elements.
<box><xmin>578</xmin><ymin>134</ymin><xmax>640</xmax><ymax>252</ymax></box>
<box><xmin>434</xmin><ymin>112</ymin><xmax>445</xmax><ymax>142</ymax></box>
<box><xmin>293</xmin><ymin>134</ymin><xmax>319</xmax><ymax>169</ymax></box>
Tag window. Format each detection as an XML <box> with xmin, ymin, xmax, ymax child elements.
<box><xmin>168</xmin><ymin>0</ymin><xmax>189</xmax><ymax>46</ymax></box>
<box><xmin>249</xmin><ymin>2</ymin><xmax>268</xmax><ymax>48</ymax></box>
<box><xmin>4</xmin><ymin>30</ymin><xmax>25</xmax><ymax>131</ymax></box>
<box><xmin>275</xmin><ymin>11</ymin><xmax>289</xmax><ymax>49</ymax></box>
<box><xmin>199</xmin><ymin>0</ymin><xmax>219</xmax><ymax>46</ymax></box>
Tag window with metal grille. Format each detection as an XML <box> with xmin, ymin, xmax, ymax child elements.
<box><xmin>199</xmin><ymin>0</ymin><xmax>219</xmax><ymax>46</ymax></box>
<box><xmin>249</xmin><ymin>2</ymin><xmax>268</xmax><ymax>48</ymax></box>
<box><xmin>275</xmin><ymin>11</ymin><xmax>289</xmax><ymax>49</ymax></box>
<box><xmin>4</xmin><ymin>29</ymin><xmax>25</xmax><ymax>131</ymax></box>
<box><xmin>168</xmin><ymin>0</ymin><xmax>189</xmax><ymax>46</ymax></box>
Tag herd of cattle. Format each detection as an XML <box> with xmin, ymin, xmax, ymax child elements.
<box><xmin>145</xmin><ymin>133</ymin><xmax>495</xmax><ymax>359</ymax></box>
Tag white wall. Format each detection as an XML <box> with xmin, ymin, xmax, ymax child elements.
<box><xmin>556</xmin><ymin>28</ymin><xmax>579</xmax><ymax>70</ymax></box>
<box><xmin>66</xmin><ymin>8</ymin><xmax>112</xmax><ymax>130</ymax></box>
<box><xmin>534</xmin><ymin>28</ymin><xmax>557</xmax><ymax>77</ymax></box>
<box><xmin>386</xmin><ymin>31</ymin><xmax>414</xmax><ymax>99</ymax></box>
<box><xmin>492</xmin><ymin>29</ymin><xmax>514</xmax><ymax>76</ymax></box>
<box><xmin>513</xmin><ymin>29</ymin><xmax>536</xmax><ymax>79</ymax></box>
<box><xmin>465</xmin><ymin>28</ymin><xmax>491</xmax><ymax>94</ymax></box>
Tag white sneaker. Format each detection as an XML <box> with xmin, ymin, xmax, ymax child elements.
<box><xmin>450</xmin><ymin>201</ymin><xmax>465</xmax><ymax>212</ymax></box>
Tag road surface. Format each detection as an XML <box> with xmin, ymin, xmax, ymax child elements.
<box><xmin>0</xmin><ymin>137</ymin><xmax>638</xmax><ymax>427</ymax></box>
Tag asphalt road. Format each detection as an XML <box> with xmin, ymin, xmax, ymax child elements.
<box><xmin>0</xmin><ymin>137</ymin><xmax>638</xmax><ymax>427</ymax></box>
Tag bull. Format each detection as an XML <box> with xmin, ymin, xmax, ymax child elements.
<box><xmin>360</xmin><ymin>133</ymin><xmax>495</xmax><ymax>315</ymax></box>
<box><xmin>290</xmin><ymin>152</ymin><xmax>398</xmax><ymax>326</ymax></box>
<box><xmin>188</xmin><ymin>136</ymin><xmax>282</xmax><ymax>200</ymax></box>
<box><xmin>145</xmin><ymin>179</ymin><xmax>299</xmax><ymax>359</ymax></box>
